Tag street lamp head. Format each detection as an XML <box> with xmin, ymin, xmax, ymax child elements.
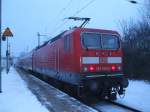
<box><xmin>129</xmin><ymin>0</ymin><xmax>138</xmax><ymax>4</ymax></box>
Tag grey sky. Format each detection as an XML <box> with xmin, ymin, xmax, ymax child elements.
<box><xmin>2</xmin><ymin>0</ymin><xmax>142</xmax><ymax>57</ymax></box>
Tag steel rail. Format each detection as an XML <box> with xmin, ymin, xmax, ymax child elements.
<box><xmin>106</xmin><ymin>100</ymin><xmax>141</xmax><ymax>112</ymax></box>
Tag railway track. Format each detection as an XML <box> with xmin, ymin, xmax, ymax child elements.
<box><xmin>17</xmin><ymin>68</ymin><xmax>142</xmax><ymax>112</ymax></box>
<box><xmin>79</xmin><ymin>96</ymin><xmax>141</xmax><ymax>112</ymax></box>
<box><xmin>104</xmin><ymin>100</ymin><xmax>141</xmax><ymax>112</ymax></box>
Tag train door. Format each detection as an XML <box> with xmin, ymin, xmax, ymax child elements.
<box><xmin>32</xmin><ymin>50</ymin><xmax>36</xmax><ymax>72</ymax></box>
<box><xmin>53</xmin><ymin>44</ymin><xmax>59</xmax><ymax>72</ymax></box>
<box><xmin>56</xmin><ymin>47</ymin><xmax>60</xmax><ymax>72</ymax></box>
<box><xmin>32</xmin><ymin>52</ymin><xmax>33</xmax><ymax>71</ymax></box>
<box><xmin>63</xmin><ymin>35</ymin><xmax>73</xmax><ymax>71</ymax></box>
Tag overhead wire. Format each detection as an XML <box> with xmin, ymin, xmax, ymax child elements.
<box><xmin>52</xmin><ymin>0</ymin><xmax>96</xmax><ymax>36</ymax></box>
<box><xmin>70</xmin><ymin>0</ymin><xmax>96</xmax><ymax>27</ymax></box>
<box><xmin>51</xmin><ymin>19</ymin><xmax>69</xmax><ymax>36</ymax></box>
<box><xmin>53</xmin><ymin>0</ymin><xmax>73</xmax><ymax>20</ymax></box>
<box><xmin>72</xmin><ymin>0</ymin><xmax>96</xmax><ymax>16</ymax></box>
<box><xmin>50</xmin><ymin>0</ymin><xmax>74</xmax><ymax>36</ymax></box>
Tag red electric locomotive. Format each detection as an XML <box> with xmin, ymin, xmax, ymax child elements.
<box><xmin>17</xmin><ymin>18</ymin><xmax>128</xmax><ymax>100</ymax></box>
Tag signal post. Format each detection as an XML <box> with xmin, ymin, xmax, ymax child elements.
<box><xmin>0</xmin><ymin>27</ymin><xmax>13</xmax><ymax>93</ymax></box>
<box><xmin>2</xmin><ymin>27</ymin><xmax>13</xmax><ymax>73</ymax></box>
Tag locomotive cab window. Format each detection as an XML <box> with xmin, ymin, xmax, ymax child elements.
<box><xmin>64</xmin><ymin>35</ymin><xmax>71</xmax><ymax>51</ymax></box>
<box><xmin>81</xmin><ymin>32</ymin><xmax>120</xmax><ymax>50</ymax></box>
<box><xmin>101</xmin><ymin>34</ymin><xmax>120</xmax><ymax>50</ymax></box>
<box><xmin>81</xmin><ymin>33</ymin><xmax>101</xmax><ymax>49</ymax></box>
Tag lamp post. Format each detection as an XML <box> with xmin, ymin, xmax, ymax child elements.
<box><xmin>128</xmin><ymin>0</ymin><xmax>138</xmax><ymax>4</ymax></box>
<box><xmin>6</xmin><ymin>37</ymin><xmax>9</xmax><ymax>73</ymax></box>
<box><xmin>0</xmin><ymin>0</ymin><xmax>2</xmax><ymax>93</ymax></box>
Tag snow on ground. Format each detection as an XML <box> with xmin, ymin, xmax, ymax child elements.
<box><xmin>20</xmin><ymin>69</ymin><xmax>97</xmax><ymax>112</ymax></box>
<box><xmin>0</xmin><ymin>67</ymin><xmax>49</xmax><ymax>112</ymax></box>
<box><xmin>94</xmin><ymin>80</ymin><xmax>150</xmax><ymax>112</ymax></box>
<box><xmin>117</xmin><ymin>80</ymin><xmax>150</xmax><ymax>112</ymax></box>
<box><xmin>1</xmin><ymin>67</ymin><xmax>150</xmax><ymax>112</ymax></box>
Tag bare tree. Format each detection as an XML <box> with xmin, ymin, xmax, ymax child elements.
<box><xmin>119</xmin><ymin>0</ymin><xmax>150</xmax><ymax>80</ymax></box>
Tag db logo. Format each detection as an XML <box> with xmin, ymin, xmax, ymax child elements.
<box><xmin>100</xmin><ymin>57</ymin><xmax>107</xmax><ymax>63</ymax></box>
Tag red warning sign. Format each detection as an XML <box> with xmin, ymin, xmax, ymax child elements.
<box><xmin>2</xmin><ymin>27</ymin><xmax>13</xmax><ymax>37</ymax></box>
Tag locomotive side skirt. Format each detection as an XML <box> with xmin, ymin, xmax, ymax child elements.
<box><xmin>35</xmin><ymin>67</ymin><xmax>82</xmax><ymax>85</ymax></box>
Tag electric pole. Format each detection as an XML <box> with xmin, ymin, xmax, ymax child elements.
<box><xmin>0</xmin><ymin>0</ymin><xmax>2</xmax><ymax>93</ymax></box>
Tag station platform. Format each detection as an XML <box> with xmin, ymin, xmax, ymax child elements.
<box><xmin>0</xmin><ymin>67</ymin><xmax>97</xmax><ymax>112</ymax></box>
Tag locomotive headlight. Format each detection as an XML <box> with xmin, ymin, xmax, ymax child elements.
<box><xmin>111</xmin><ymin>65</ymin><xmax>116</xmax><ymax>71</ymax></box>
<box><xmin>118</xmin><ymin>66</ymin><xmax>122</xmax><ymax>70</ymax></box>
<box><xmin>83</xmin><ymin>67</ymin><xmax>88</xmax><ymax>72</ymax></box>
<box><xmin>89</xmin><ymin>66</ymin><xmax>94</xmax><ymax>71</ymax></box>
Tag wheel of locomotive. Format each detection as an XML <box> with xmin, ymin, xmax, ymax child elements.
<box><xmin>99</xmin><ymin>89</ymin><xmax>108</xmax><ymax>100</ymax></box>
<box><xmin>42</xmin><ymin>75</ymin><xmax>48</xmax><ymax>82</ymax></box>
<box><xmin>77</xmin><ymin>86</ymin><xmax>85</xmax><ymax>98</ymax></box>
<box><xmin>97</xmin><ymin>87</ymin><xmax>116</xmax><ymax>100</ymax></box>
<box><xmin>52</xmin><ymin>79</ymin><xmax>63</xmax><ymax>89</ymax></box>
<box><xmin>108</xmin><ymin>92</ymin><xmax>117</xmax><ymax>100</ymax></box>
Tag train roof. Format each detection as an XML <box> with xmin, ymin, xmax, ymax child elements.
<box><xmin>72</xmin><ymin>27</ymin><xmax>120</xmax><ymax>35</ymax></box>
<box><xmin>51</xmin><ymin>27</ymin><xmax>120</xmax><ymax>42</ymax></box>
<box><xmin>35</xmin><ymin>27</ymin><xmax>120</xmax><ymax>50</ymax></box>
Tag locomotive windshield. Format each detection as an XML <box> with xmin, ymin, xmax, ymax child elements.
<box><xmin>81</xmin><ymin>33</ymin><xmax>120</xmax><ymax>50</ymax></box>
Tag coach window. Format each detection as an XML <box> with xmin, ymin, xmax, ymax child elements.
<box><xmin>64</xmin><ymin>35</ymin><xmax>71</xmax><ymax>51</ymax></box>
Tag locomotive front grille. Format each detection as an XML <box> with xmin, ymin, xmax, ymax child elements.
<box><xmin>85</xmin><ymin>74</ymin><xmax>123</xmax><ymax>78</ymax></box>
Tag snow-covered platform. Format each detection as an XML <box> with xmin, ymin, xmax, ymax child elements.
<box><xmin>0</xmin><ymin>67</ymin><xmax>97</xmax><ymax>112</ymax></box>
<box><xmin>0</xmin><ymin>67</ymin><xmax>48</xmax><ymax>112</ymax></box>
